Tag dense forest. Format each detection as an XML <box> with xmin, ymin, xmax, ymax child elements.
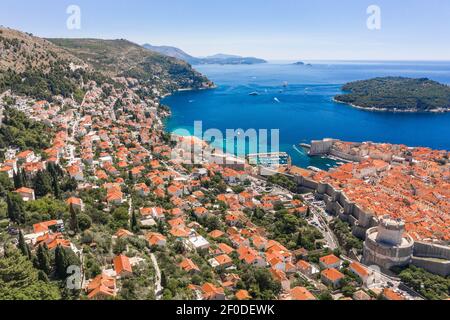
<box><xmin>335</xmin><ymin>77</ymin><xmax>450</xmax><ymax>112</ymax></box>
<box><xmin>0</xmin><ymin>107</ymin><xmax>53</xmax><ymax>154</ymax></box>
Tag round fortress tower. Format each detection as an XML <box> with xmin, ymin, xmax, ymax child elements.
<box><xmin>363</xmin><ymin>216</ymin><xmax>414</xmax><ymax>271</ymax></box>
<box><xmin>376</xmin><ymin>216</ymin><xmax>406</xmax><ymax>246</ymax></box>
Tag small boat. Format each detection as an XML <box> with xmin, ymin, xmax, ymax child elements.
<box><xmin>249</xmin><ymin>92</ymin><xmax>260</xmax><ymax>96</ymax></box>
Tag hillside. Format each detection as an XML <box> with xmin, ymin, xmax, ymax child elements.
<box><xmin>49</xmin><ymin>38</ymin><xmax>212</xmax><ymax>92</ymax></box>
<box><xmin>0</xmin><ymin>27</ymin><xmax>86</xmax><ymax>74</ymax></box>
<box><xmin>0</xmin><ymin>27</ymin><xmax>212</xmax><ymax>102</ymax></box>
<box><xmin>335</xmin><ymin>77</ymin><xmax>450</xmax><ymax>112</ymax></box>
<box><xmin>143</xmin><ymin>44</ymin><xmax>267</xmax><ymax>65</ymax></box>
<box><xmin>0</xmin><ymin>27</ymin><xmax>99</xmax><ymax>101</ymax></box>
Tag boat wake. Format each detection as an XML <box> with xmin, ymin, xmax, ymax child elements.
<box><xmin>293</xmin><ymin>145</ymin><xmax>307</xmax><ymax>156</ymax></box>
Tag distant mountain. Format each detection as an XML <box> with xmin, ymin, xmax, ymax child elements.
<box><xmin>142</xmin><ymin>44</ymin><xmax>267</xmax><ymax>65</ymax></box>
<box><xmin>142</xmin><ymin>44</ymin><xmax>201</xmax><ymax>65</ymax></box>
<box><xmin>201</xmin><ymin>54</ymin><xmax>267</xmax><ymax>65</ymax></box>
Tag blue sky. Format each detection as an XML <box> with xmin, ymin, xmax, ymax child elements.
<box><xmin>1</xmin><ymin>0</ymin><xmax>450</xmax><ymax>60</ymax></box>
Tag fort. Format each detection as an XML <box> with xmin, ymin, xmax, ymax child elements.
<box><xmin>362</xmin><ymin>216</ymin><xmax>414</xmax><ymax>271</ymax></box>
<box><xmin>286</xmin><ymin>139</ymin><xmax>450</xmax><ymax>276</ymax></box>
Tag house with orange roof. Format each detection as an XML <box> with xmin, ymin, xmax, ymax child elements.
<box><xmin>17</xmin><ymin>150</ymin><xmax>35</xmax><ymax>163</ymax></box>
<box><xmin>235</xmin><ymin>290</ymin><xmax>251</xmax><ymax>300</ymax></box>
<box><xmin>96</xmin><ymin>169</ymin><xmax>108</xmax><ymax>180</ymax></box>
<box><xmin>209</xmin><ymin>254</ymin><xmax>233</xmax><ymax>268</ymax></box>
<box><xmin>321</xmin><ymin>268</ymin><xmax>345</xmax><ymax>288</ymax></box>
<box><xmin>349</xmin><ymin>262</ymin><xmax>370</xmax><ymax>285</ymax></box>
<box><xmin>170</xmin><ymin>227</ymin><xmax>191</xmax><ymax>238</ymax></box>
<box><xmin>289</xmin><ymin>287</ymin><xmax>316</xmax><ymax>300</ymax></box>
<box><xmin>179</xmin><ymin>258</ymin><xmax>201</xmax><ymax>274</ymax></box>
<box><xmin>146</xmin><ymin>232</ymin><xmax>167</xmax><ymax>247</ymax></box>
<box><xmin>154</xmin><ymin>188</ymin><xmax>165</xmax><ymax>198</ymax></box>
<box><xmin>67</xmin><ymin>164</ymin><xmax>84</xmax><ymax>181</ymax></box>
<box><xmin>66</xmin><ymin>197</ymin><xmax>84</xmax><ymax>212</ymax></box>
<box><xmin>23</xmin><ymin>161</ymin><xmax>45</xmax><ymax>177</ymax></box>
<box><xmin>216</xmin><ymin>243</ymin><xmax>234</xmax><ymax>255</ymax></box>
<box><xmin>36</xmin><ymin>233</ymin><xmax>72</xmax><ymax>250</ymax></box>
<box><xmin>167</xmin><ymin>184</ymin><xmax>184</xmax><ymax>197</ymax></box>
<box><xmin>15</xmin><ymin>187</ymin><xmax>35</xmax><ymax>202</ymax></box>
<box><xmin>251</xmin><ymin>235</ymin><xmax>268</xmax><ymax>251</ymax></box>
<box><xmin>106</xmin><ymin>188</ymin><xmax>124</xmax><ymax>206</ymax></box>
<box><xmin>141</xmin><ymin>207</ymin><xmax>165</xmax><ymax>221</ymax></box>
<box><xmin>168</xmin><ymin>217</ymin><xmax>185</xmax><ymax>229</ymax></box>
<box><xmin>238</xmin><ymin>246</ymin><xmax>266</xmax><ymax>268</ymax></box>
<box><xmin>297</xmin><ymin>260</ymin><xmax>314</xmax><ymax>277</ymax></box>
<box><xmin>33</xmin><ymin>220</ymin><xmax>64</xmax><ymax>234</ymax></box>
<box><xmin>225</xmin><ymin>212</ymin><xmax>241</xmax><ymax>227</ymax></box>
<box><xmin>115</xmin><ymin>229</ymin><xmax>134</xmax><ymax>239</ymax></box>
<box><xmin>229</xmin><ymin>234</ymin><xmax>250</xmax><ymax>248</ymax></box>
<box><xmin>209</xmin><ymin>230</ymin><xmax>224</xmax><ymax>239</ymax></box>
<box><xmin>114</xmin><ymin>255</ymin><xmax>133</xmax><ymax>278</ymax></box>
<box><xmin>201</xmin><ymin>283</ymin><xmax>225</xmax><ymax>301</ymax></box>
<box><xmin>169</xmin><ymin>207</ymin><xmax>183</xmax><ymax>217</ymax></box>
<box><xmin>267</xmin><ymin>255</ymin><xmax>286</xmax><ymax>271</ymax></box>
<box><xmin>319</xmin><ymin>254</ymin><xmax>342</xmax><ymax>270</ymax></box>
<box><xmin>238</xmin><ymin>191</ymin><xmax>253</xmax><ymax>204</ymax></box>
<box><xmin>86</xmin><ymin>273</ymin><xmax>117</xmax><ymax>300</ymax></box>
<box><xmin>194</xmin><ymin>207</ymin><xmax>208</xmax><ymax>219</ymax></box>
<box><xmin>270</xmin><ymin>268</ymin><xmax>290</xmax><ymax>292</ymax></box>
<box><xmin>134</xmin><ymin>183</ymin><xmax>150</xmax><ymax>197</ymax></box>
<box><xmin>0</xmin><ymin>165</ymin><xmax>14</xmax><ymax>178</ymax></box>
<box><xmin>382</xmin><ymin>288</ymin><xmax>406</xmax><ymax>301</ymax></box>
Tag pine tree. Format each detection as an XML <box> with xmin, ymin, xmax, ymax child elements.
<box><xmin>13</xmin><ymin>170</ymin><xmax>23</xmax><ymax>189</ymax></box>
<box><xmin>6</xmin><ymin>193</ymin><xmax>15</xmax><ymax>222</ymax></box>
<box><xmin>306</xmin><ymin>206</ymin><xmax>311</xmax><ymax>218</ymax></box>
<box><xmin>54</xmin><ymin>245</ymin><xmax>68</xmax><ymax>280</ymax></box>
<box><xmin>0</xmin><ymin>246</ymin><xmax>61</xmax><ymax>300</ymax></box>
<box><xmin>18</xmin><ymin>230</ymin><xmax>31</xmax><ymax>259</ymax></box>
<box><xmin>36</xmin><ymin>244</ymin><xmax>51</xmax><ymax>275</ymax></box>
<box><xmin>69</xmin><ymin>203</ymin><xmax>79</xmax><ymax>233</ymax></box>
<box><xmin>130</xmin><ymin>211</ymin><xmax>140</xmax><ymax>233</ymax></box>
<box><xmin>21</xmin><ymin>169</ymin><xmax>29</xmax><ymax>187</ymax></box>
<box><xmin>6</xmin><ymin>192</ymin><xmax>26</xmax><ymax>224</ymax></box>
<box><xmin>128</xmin><ymin>170</ymin><xmax>134</xmax><ymax>184</ymax></box>
<box><xmin>296</xmin><ymin>231</ymin><xmax>303</xmax><ymax>247</ymax></box>
<box><xmin>161</xmin><ymin>270</ymin><xmax>167</xmax><ymax>288</ymax></box>
<box><xmin>51</xmin><ymin>176</ymin><xmax>61</xmax><ymax>199</ymax></box>
<box><xmin>33</xmin><ymin>170</ymin><xmax>52</xmax><ymax>198</ymax></box>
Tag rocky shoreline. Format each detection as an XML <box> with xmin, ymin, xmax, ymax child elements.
<box><xmin>332</xmin><ymin>97</ymin><xmax>450</xmax><ymax>113</ymax></box>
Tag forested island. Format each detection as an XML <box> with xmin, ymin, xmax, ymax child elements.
<box><xmin>334</xmin><ymin>77</ymin><xmax>450</xmax><ymax>113</ymax></box>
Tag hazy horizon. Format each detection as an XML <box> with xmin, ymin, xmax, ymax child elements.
<box><xmin>2</xmin><ymin>0</ymin><xmax>450</xmax><ymax>61</ymax></box>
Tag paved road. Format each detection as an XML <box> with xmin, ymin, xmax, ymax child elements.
<box><xmin>150</xmin><ymin>253</ymin><xmax>163</xmax><ymax>300</ymax></box>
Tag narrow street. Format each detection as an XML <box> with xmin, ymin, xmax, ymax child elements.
<box><xmin>150</xmin><ymin>253</ymin><xmax>163</xmax><ymax>300</ymax></box>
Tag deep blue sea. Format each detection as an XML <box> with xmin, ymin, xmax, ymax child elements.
<box><xmin>163</xmin><ymin>61</ymin><xmax>450</xmax><ymax>169</ymax></box>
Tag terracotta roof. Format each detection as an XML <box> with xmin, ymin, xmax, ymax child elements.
<box><xmin>236</xmin><ymin>290</ymin><xmax>251</xmax><ymax>300</ymax></box>
<box><xmin>114</xmin><ymin>255</ymin><xmax>132</xmax><ymax>276</ymax></box>
<box><xmin>321</xmin><ymin>268</ymin><xmax>345</xmax><ymax>282</ymax></box>
<box><xmin>290</xmin><ymin>287</ymin><xmax>316</xmax><ymax>300</ymax></box>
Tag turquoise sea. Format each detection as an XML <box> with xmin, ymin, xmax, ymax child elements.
<box><xmin>163</xmin><ymin>61</ymin><xmax>450</xmax><ymax>169</ymax></box>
